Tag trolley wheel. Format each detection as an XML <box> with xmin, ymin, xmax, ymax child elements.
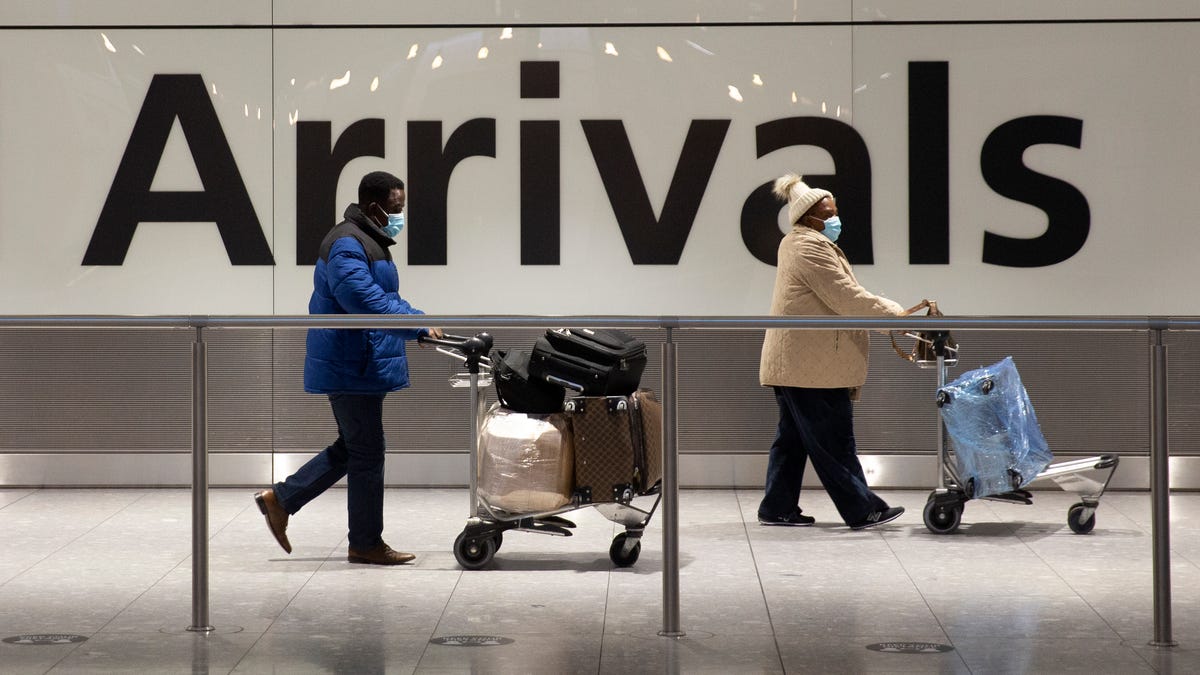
<box><xmin>492</xmin><ymin>532</ymin><xmax>504</xmax><ymax>552</ymax></box>
<box><xmin>609</xmin><ymin>533</ymin><xmax>641</xmax><ymax>567</ymax></box>
<box><xmin>1067</xmin><ymin>503</ymin><xmax>1096</xmax><ymax>535</ymax></box>
<box><xmin>923</xmin><ymin>500</ymin><xmax>963</xmax><ymax>534</ymax></box>
<box><xmin>454</xmin><ymin>530</ymin><xmax>497</xmax><ymax>570</ymax></box>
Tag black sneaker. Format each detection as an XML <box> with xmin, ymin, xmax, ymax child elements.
<box><xmin>849</xmin><ymin>506</ymin><xmax>905</xmax><ymax>530</ymax></box>
<box><xmin>758</xmin><ymin>510</ymin><xmax>815</xmax><ymax>526</ymax></box>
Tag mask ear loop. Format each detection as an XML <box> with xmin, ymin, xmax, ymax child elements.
<box><xmin>367</xmin><ymin>202</ymin><xmax>389</xmax><ymax>228</ymax></box>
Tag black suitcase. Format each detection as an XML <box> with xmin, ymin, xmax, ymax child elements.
<box><xmin>492</xmin><ymin>349</ymin><xmax>566</xmax><ymax>414</ymax></box>
<box><xmin>529</xmin><ymin>328</ymin><xmax>647</xmax><ymax>395</ymax></box>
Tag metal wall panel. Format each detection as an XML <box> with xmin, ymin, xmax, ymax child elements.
<box><xmin>0</xmin><ymin>326</ymin><xmax>1192</xmax><ymax>487</ymax></box>
<box><xmin>0</xmin><ymin>329</ymin><xmax>193</xmax><ymax>450</ymax></box>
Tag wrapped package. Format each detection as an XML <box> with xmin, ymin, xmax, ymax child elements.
<box><xmin>477</xmin><ymin>405</ymin><xmax>575</xmax><ymax>514</ymax></box>
<box><xmin>937</xmin><ymin>357</ymin><xmax>1053</xmax><ymax>498</ymax></box>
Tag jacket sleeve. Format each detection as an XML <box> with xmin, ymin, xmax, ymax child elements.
<box><xmin>790</xmin><ymin>236</ymin><xmax>905</xmax><ymax>317</ymax></box>
<box><xmin>325</xmin><ymin>239</ymin><xmax>427</xmax><ymax>339</ymax></box>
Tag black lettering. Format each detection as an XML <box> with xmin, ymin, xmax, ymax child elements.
<box><xmin>519</xmin><ymin>61</ymin><xmax>561</xmax><ymax>265</ymax></box>
<box><xmin>520</xmin><ymin>61</ymin><xmax>560</xmax><ymax>99</ymax></box>
<box><xmin>980</xmin><ymin>116</ymin><xmax>1089</xmax><ymax>267</ymax></box>
<box><xmin>520</xmin><ymin>121</ymin><xmax>560</xmax><ymax>264</ymax></box>
<box><xmin>581</xmin><ymin>119</ymin><xmax>730</xmax><ymax>264</ymax></box>
<box><xmin>295</xmin><ymin>119</ymin><xmax>385</xmax><ymax>265</ymax></box>
<box><xmin>83</xmin><ymin>74</ymin><xmax>273</xmax><ymax>265</ymax></box>
<box><xmin>741</xmin><ymin>117</ymin><xmax>873</xmax><ymax>265</ymax></box>
<box><xmin>909</xmin><ymin>62</ymin><xmax>950</xmax><ymax>264</ymax></box>
<box><xmin>406</xmin><ymin>119</ymin><xmax>497</xmax><ymax>265</ymax></box>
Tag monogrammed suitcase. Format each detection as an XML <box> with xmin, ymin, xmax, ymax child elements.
<box><xmin>632</xmin><ymin>389</ymin><xmax>663</xmax><ymax>491</ymax></box>
<box><xmin>566</xmin><ymin>390</ymin><xmax>662</xmax><ymax>504</ymax></box>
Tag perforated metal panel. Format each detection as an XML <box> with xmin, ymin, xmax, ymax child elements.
<box><xmin>0</xmin><ymin>329</ymin><xmax>193</xmax><ymax>450</ymax></box>
<box><xmin>0</xmin><ymin>325</ymin><xmax>1194</xmax><ymax>488</ymax></box>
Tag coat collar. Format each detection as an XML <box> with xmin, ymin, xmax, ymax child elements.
<box><xmin>343</xmin><ymin>203</ymin><xmax>396</xmax><ymax>248</ymax></box>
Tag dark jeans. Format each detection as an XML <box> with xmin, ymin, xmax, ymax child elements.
<box><xmin>759</xmin><ymin>386</ymin><xmax>888</xmax><ymax>525</ymax></box>
<box><xmin>273</xmin><ymin>393</ymin><xmax>387</xmax><ymax>550</ymax></box>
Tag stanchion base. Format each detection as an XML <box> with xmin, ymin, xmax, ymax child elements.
<box><xmin>1149</xmin><ymin>640</ymin><xmax>1179</xmax><ymax>648</ymax></box>
<box><xmin>657</xmin><ymin>631</ymin><xmax>687</xmax><ymax>638</ymax></box>
<box><xmin>159</xmin><ymin>626</ymin><xmax>244</xmax><ymax>635</ymax></box>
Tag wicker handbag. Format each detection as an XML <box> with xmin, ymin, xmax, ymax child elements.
<box><xmin>890</xmin><ymin>300</ymin><xmax>957</xmax><ymax>368</ymax></box>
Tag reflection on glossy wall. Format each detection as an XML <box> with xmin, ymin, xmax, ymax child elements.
<box><xmin>0</xmin><ymin>4</ymin><xmax>1197</xmax><ymax>316</ymax></box>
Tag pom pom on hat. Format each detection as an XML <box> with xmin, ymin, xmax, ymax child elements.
<box><xmin>773</xmin><ymin>173</ymin><xmax>832</xmax><ymax>226</ymax></box>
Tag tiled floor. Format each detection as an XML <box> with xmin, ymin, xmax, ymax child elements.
<box><xmin>1</xmin><ymin>487</ymin><xmax>1199</xmax><ymax>674</ymax></box>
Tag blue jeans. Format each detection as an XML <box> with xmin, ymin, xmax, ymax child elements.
<box><xmin>759</xmin><ymin>386</ymin><xmax>888</xmax><ymax>525</ymax></box>
<box><xmin>273</xmin><ymin>393</ymin><xmax>387</xmax><ymax>551</ymax></box>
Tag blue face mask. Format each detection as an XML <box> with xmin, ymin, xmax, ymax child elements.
<box><xmin>820</xmin><ymin>215</ymin><xmax>842</xmax><ymax>243</ymax></box>
<box><xmin>383</xmin><ymin>212</ymin><xmax>404</xmax><ymax>238</ymax></box>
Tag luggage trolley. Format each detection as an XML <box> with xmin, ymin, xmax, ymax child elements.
<box><xmin>419</xmin><ymin>332</ymin><xmax>662</xmax><ymax>569</ymax></box>
<box><xmin>911</xmin><ymin>332</ymin><xmax>1120</xmax><ymax>535</ymax></box>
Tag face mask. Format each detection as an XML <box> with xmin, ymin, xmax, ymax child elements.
<box><xmin>383</xmin><ymin>212</ymin><xmax>404</xmax><ymax>238</ymax></box>
<box><xmin>819</xmin><ymin>215</ymin><xmax>842</xmax><ymax>243</ymax></box>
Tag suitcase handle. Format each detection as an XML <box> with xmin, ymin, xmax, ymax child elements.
<box><xmin>544</xmin><ymin>374</ymin><xmax>585</xmax><ymax>392</ymax></box>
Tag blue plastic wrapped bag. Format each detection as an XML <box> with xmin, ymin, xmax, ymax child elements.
<box><xmin>937</xmin><ymin>357</ymin><xmax>1053</xmax><ymax>498</ymax></box>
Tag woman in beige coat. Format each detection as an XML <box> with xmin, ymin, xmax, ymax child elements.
<box><xmin>757</xmin><ymin>174</ymin><xmax>913</xmax><ymax>529</ymax></box>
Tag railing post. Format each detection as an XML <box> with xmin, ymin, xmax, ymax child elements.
<box><xmin>188</xmin><ymin>324</ymin><xmax>213</xmax><ymax>633</ymax></box>
<box><xmin>659</xmin><ymin>326</ymin><xmax>684</xmax><ymax>637</ymax></box>
<box><xmin>1149</xmin><ymin>327</ymin><xmax>1176</xmax><ymax>646</ymax></box>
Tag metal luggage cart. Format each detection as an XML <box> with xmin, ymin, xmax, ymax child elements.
<box><xmin>912</xmin><ymin>332</ymin><xmax>1120</xmax><ymax>535</ymax></box>
<box><xmin>419</xmin><ymin>333</ymin><xmax>661</xmax><ymax>569</ymax></box>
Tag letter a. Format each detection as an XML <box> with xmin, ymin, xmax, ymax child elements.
<box><xmin>83</xmin><ymin>74</ymin><xmax>274</xmax><ymax>265</ymax></box>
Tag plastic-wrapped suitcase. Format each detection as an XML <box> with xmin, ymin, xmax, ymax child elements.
<box><xmin>529</xmin><ymin>328</ymin><xmax>647</xmax><ymax>395</ymax></box>
<box><xmin>493</xmin><ymin>349</ymin><xmax>566</xmax><ymax>414</ymax></box>
<box><xmin>476</xmin><ymin>405</ymin><xmax>575</xmax><ymax>513</ymax></box>
<box><xmin>937</xmin><ymin>356</ymin><xmax>1054</xmax><ymax>499</ymax></box>
<box><xmin>565</xmin><ymin>390</ymin><xmax>662</xmax><ymax>504</ymax></box>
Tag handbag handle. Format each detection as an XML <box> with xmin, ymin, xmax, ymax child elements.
<box><xmin>890</xmin><ymin>299</ymin><xmax>941</xmax><ymax>362</ymax></box>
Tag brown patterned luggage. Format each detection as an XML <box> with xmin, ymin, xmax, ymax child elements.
<box><xmin>566</xmin><ymin>389</ymin><xmax>662</xmax><ymax>504</ymax></box>
<box><xmin>633</xmin><ymin>389</ymin><xmax>663</xmax><ymax>491</ymax></box>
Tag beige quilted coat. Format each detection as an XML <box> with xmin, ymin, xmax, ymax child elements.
<box><xmin>759</xmin><ymin>226</ymin><xmax>906</xmax><ymax>389</ymax></box>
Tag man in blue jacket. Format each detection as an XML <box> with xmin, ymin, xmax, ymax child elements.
<box><xmin>255</xmin><ymin>171</ymin><xmax>441</xmax><ymax>565</ymax></box>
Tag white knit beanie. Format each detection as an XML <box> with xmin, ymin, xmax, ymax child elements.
<box><xmin>773</xmin><ymin>174</ymin><xmax>832</xmax><ymax>226</ymax></box>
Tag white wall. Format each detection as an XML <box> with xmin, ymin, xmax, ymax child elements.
<box><xmin>1</xmin><ymin>3</ymin><xmax>1197</xmax><ymax>316</ymax></box>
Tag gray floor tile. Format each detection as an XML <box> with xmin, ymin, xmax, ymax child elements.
<box><xmin>418</xmin><ymin>631</ymin><xmax>601</xmax><ymax>673</ymax></box>
<box><xmin>600</xmin><ymin>632</ymin><xmax>785</xmax><ymax>674</ymax></box>
<box><xmin>923</xmin><ymin>593</ymin><xmax>1121</xmax><ymax>639</ymax></box>
<box><xmin>952</xmin><ymin>637</ymin><xmax>1158</xmax><ymax>674</ymax></box>
<box><xmin>233</xmin><ymin>631</ymin><xmax>427</xmax><ymax>674</ymax></box>
<box><xmin>0</xmin><ymin>637</ymin><xmax>83</xmax><ymax>675</ymax></box>
<box><xmin>1</xmin><ymin>487</ymin><xmax>1197</xmax><ymax>674</ymax></box>
<box><xmin>0</xmin><ymin>488</ymin><xmax>35</xmax><ymax>509</ymax></box>
<box><xmin>44</xmin><ymin>631</ymin><xmax>260</xmax><ymax>674</ymax></box>
<box><xmin>777</xmin><ymin>635</ymin><xmax>970</xmax><ymax>674</ymax></box>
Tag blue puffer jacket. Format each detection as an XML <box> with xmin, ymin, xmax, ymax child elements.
<box><xmin>303</xmin><ymin>205</ymin><xmax>427</xmax><ymax>394</ymax></box>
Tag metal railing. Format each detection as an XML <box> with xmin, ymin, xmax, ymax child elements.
<box><xmin>0</xmin><ymin>313</ymin><xmax>1190</xmax><ymax>646</ymax></box>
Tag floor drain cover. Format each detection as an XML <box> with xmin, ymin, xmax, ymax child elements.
<box><xmin>4</xmin><ymin>634</ymin><xmax>88</xmax><ymax>646</ymax></box>
<box><xmin>430</xmin><ymin>635</ymin><xmax>515</xmax><ymax>647</ymax></box>
<box><xmin>866</xmin><ymin>642</ymin><xmax>954</xmax><ymax>654</ymax></box>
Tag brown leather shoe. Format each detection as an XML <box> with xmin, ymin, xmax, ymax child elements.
<box><xmin>254</xmin><ymin>489</ymin><xmax>292</xmax><ymax>554</ymax></box>
<box><xmin>347</xmin><ymin>541</ymin><xmax>415</xmax><ymax>565</ymax></box>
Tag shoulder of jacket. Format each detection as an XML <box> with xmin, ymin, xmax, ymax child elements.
<box><xmin>789</xmin><ymin>229</ymin><xmax>838</xmax><ymax>257</ymax></box>
<box><xmin>328</xmin><ymin>234</ymin><xmax>368</xmax><ymax>257</ymax></box>
<box><xmin>328</xmin><ymin>226</ymin><xmax>389</xmax><ymax>265</ymax></box>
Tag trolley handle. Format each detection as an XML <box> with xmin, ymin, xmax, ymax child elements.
<box><xmin>418</xmin><ymin>332</ymin><xmax>494</xmax><ymax>357</ymax></box>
